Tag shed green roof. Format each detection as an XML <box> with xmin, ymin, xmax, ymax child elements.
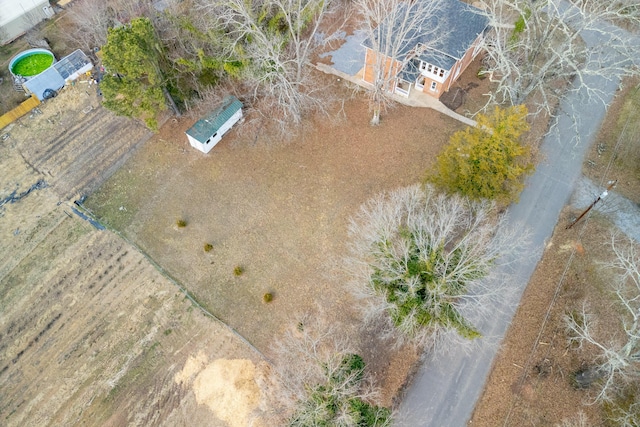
<box><xmin>186</xmin><ymin>96</ymin><xmax>243</xmax><ymax>143</ymax></box>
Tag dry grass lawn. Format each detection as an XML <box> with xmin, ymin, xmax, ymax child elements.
<box><xmin>85</xmin><ymin>71</ymin><xmax>482</xmax><ymax>405</ymax></box>
<box><xmin>0</xmin><ymin>85</ymin><xmax>264</xmax><ymax>426</ymax></box>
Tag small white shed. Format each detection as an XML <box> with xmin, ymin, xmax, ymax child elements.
<box><xmin>185</xmin><ymin>96</ymin><xmax>243</xmax><ymax>153</ymax></box>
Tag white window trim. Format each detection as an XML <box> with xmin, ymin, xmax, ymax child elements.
<box><xmin>419</xmin><ymin>62</ymin><xmax>448</xmax><ymax>83</ymax></box>
<box><xmin>430</xmin><ymin>81</ymin><xmax>437</xmax><ymax>91</ymax></box>
<box><xmin>395</xmin><ymin>80</ymin><xmax>411</xmax><ymax>97</ymax></box>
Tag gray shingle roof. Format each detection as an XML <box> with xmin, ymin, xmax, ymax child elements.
<box><xmin>363</xmin><ymin>0</ymin><xmax>489</xmax><ymax>71</ymax></box>
<box><xmin>186</xmin><ymin>96</ymin><xmax>243</xmax><ymax>143</ymax></box>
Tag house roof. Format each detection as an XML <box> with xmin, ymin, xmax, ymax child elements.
<box><xmin>186</xmin><ymin>96</ymin><xmax>243</xmax><ymax>143</ymax></box>
<box><xmin>363</xmin><ymin>0</ymin><xmax>489</xmax><ymax>71</ymax></box>
<box><xmin>0</xmin><ymin>0</ymin><xmax>49</xmax><ymax>26</ymax></box>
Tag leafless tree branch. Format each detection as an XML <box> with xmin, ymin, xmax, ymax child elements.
<box><xmin>479</xmin><ymin>0</ymin><xmax>640</xmax><ymax>119</ymax></box>
<box><xmin>355</xmin><ymin>0</ymin><xmax>445</xmax><ymax>124</ymax></box>
<box><xmin>346</xmin><ymin>184</ymin><xmax>527</xmax><ymax>351</ymax></box>
<box><xmin>564</xmin><ymin>233</ymin><xmax>640</xmax><ymax>403</ymax></box>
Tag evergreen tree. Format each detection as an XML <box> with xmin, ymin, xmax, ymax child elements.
<box><xmin>429</xmin><ymin>105</ymin><xmax>533</xmax><ymax>204</ymax></box>
<box><xmin>101</xmin><ymin>18</ymin><xmax>168</xmax><ymax>130</ymax></box>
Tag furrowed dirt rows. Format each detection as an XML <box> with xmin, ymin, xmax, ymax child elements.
<box><xmin>6</xmin><ymin>88</ymin><xmax>151</xmax><ymax>200</ymax></box>
<box><xmin>0</xmin><ymin>86</ymin><xmax>263</xmax><ymax>426</ymax></box>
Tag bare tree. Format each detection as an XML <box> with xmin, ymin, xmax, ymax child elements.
<box><xmin>199</xmin><ymin>0</ymin><xmax>339</xmax><ymax>130</ymax></box>
<box><xmin>555</xmin><ymin>412</ymin><xmax>589</xmax><ymax>427</ymax></box>
<box><xmin>346</xmin><ymin>184</ymin><xmax>525</xmax><ymax>350</ymax></box>
<box><xmin>608</xmin><ymin>399</ymin><xmax>640</xmax><ymax>427</ymax></box>
<box><xmin>479</xmin><ymin>0</ymin><xmax>640</xmax><ymax>117</ymax></box>
<box><xmin>564</xmin><ymin>234</ymin><xmax>640</xmax><ymax>403</ymax></box>
<box><xmin>355</xmin><ymin>0</ymin><xmax>444</xmax><ymax>125</ymax></box>
<box><xmin>263</xmin><ymin>312</ymin><xmax>391</xmax><ymax>426</ymax></box>
<box><xmin>64</xmin><ymin>0</ymin><xmax>111</xmax><ymax>51</ymax></box>
<box><xmin>107</xmin><ymin>0</ymin><xmax>154</xmax><ymax>23</ymax></box>
<box><xmin>64</xmin><ymin>0</ymin><xmax>159</xmax><ymax>52</ymax></box>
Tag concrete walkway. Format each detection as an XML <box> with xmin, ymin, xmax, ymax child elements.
<box><xmin>313</xmin><ymin>62</ymin><xmax>477</xmax><ymax>127</ymax></box>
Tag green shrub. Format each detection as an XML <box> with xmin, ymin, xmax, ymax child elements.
<box><xmin>289</xmin><ymin>353</ymin><xmax>391</xmax><ymax>426</ymax></box>
<box><xmin>428</xmin><ymin>105</ymin><xmax>533</xmax><ymax>204</ymax></box>
<box><xmin>263</xmin><ymin>292</ymin><xmax>273</xmax><ymax>303</ymax></box>
<box><xmin>203</xmin><ymin>243</ymin><xmax>213</xmax><ymax>252</ymax></box>
<box><xmin>233</xmin><ymin>265</ymin><xmax>244</xmax><ymax>276</ymax></box>
<box><xmin>176</xmin><ymin>219</ymin><xmax>187</xmax><ymax>228</ymax></box>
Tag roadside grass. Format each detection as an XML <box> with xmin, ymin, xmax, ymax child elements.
<box><xmin>552</xmin><ymin>78</ymin><xmax>640</xmax><ymax>421</ymax></box>
<box><xmin>471</xmin><ymin>76</ymin><xmax>640</xmax><ymax>427</ymax></box>
<box><xmin>612</xmin><ymin>82</ymin><xmax>640</xmax><ymax>178</ymax></box>
<box><xmin>585</xmin><ymin>76</ymin><xmax>640</xmax><ymax>202</ymax></box>
<box><xmin>582</xmin><ymin>78</ymin><xmax>640</xmax><ymax>420</ymax></box>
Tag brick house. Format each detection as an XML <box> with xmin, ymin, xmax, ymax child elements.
<box><xmin>362</xmin><ymin>0</ymin><xmax>489</xmax><ymax>99</ymax></box>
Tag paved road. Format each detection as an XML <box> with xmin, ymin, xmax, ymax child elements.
<box><xmin>395</xmin><ymin>5</ymin><xmax>639</xmax><ymax>427</ymax></box>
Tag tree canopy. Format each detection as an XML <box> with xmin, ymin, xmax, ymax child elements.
<box><xmin>268</xmin><ymin>313</ymin><xmax>390</xmax><ymax>426</ymax></box>
<box><xmin>101</xmin><ymin>17</ymin><xmax>167</xmax><ymax>130</ymax></box>
<box><xmin>479</xmin><ymin>0</ymin><xmax>640</xmax><ymax>119</ymax></box>
<box><xmin>288</xmin><ymin>353</ymin><xmax>390</xmax><ymax>426</ymax></box>
<box><xmin>429</xmin><ymin>105</ymin><xmax>533</xmax><ymax>204</ymax></box>
<box><xmin>347</xmin><ymin>184</ymin><xmax>522</xmax><ymax>348</ymax></box>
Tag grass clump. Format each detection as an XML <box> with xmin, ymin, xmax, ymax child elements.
<box><xmin>263</xmin><ymin>292</ymin><xmax>273</xmax><ymax>303</ymax></box>
<box><xmin>233</xmin><ymin>265</ymin><xmax>244</xmax><ymax>276</ymax></box>
<box><xmin>203</xmin><ymin>243</ymin><xmax>213</xmax><ymax>252</ymax></box>
<box><xmin>176</xmin><ymin>219</ymin><xmax>187</xmax><ymax>228</ymax></box>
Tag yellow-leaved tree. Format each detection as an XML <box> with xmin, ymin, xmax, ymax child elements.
<box><xmin>429</xmin><ymin>105</ymin><xmax>534</xmax><ymax>204</ymax></box>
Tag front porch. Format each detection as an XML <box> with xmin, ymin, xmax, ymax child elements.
<box><xmin>315</xmin><ymin>61</ymin><xmax>476</xmax><ymax>127</ymax></box>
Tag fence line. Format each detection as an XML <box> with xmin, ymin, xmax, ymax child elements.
<box><xmin>0</xmin><ymin>95</ymin><xmax>40</xmax><ymax>130</ymax></box>
<box><xmin>73</xmin><ymin>201</ymin><xmax>270</xmax><ymax>363</ymax></box>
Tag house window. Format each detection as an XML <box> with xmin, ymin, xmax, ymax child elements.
<box><xmin>396</xmin><ymin>80</ymin><xmax>411</xmax><ymax>96</ymax></box>
<box><xmin>427</xmin><ymin>64</ymin><xmax>433</xmax><ymax>73</ymax></box>
<box><xmin>430</xmin><ymin>81</ymin><xmax>437</xmax><ymax>91</ymax></box>
<box><xmin>419</xmin><ymin>61</ymin><xmax>427</xmax><ymax>72</ymax></box>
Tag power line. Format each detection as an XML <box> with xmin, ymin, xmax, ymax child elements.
<box><xmin>501</xmin><ymin>84</ymin><xmax>639</xmax><ymax>426</ymax></box>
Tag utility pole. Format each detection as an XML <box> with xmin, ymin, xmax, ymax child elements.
<box><xmin>566</xmin><ymin>180</ymin><xmax>617</xmax><ymax>229</ymax></box>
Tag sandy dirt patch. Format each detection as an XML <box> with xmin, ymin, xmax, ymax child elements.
<box><xmin>192</xmin><ymin>358</ymin><xmax>261</xmax><ymax>427</ymax></box>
